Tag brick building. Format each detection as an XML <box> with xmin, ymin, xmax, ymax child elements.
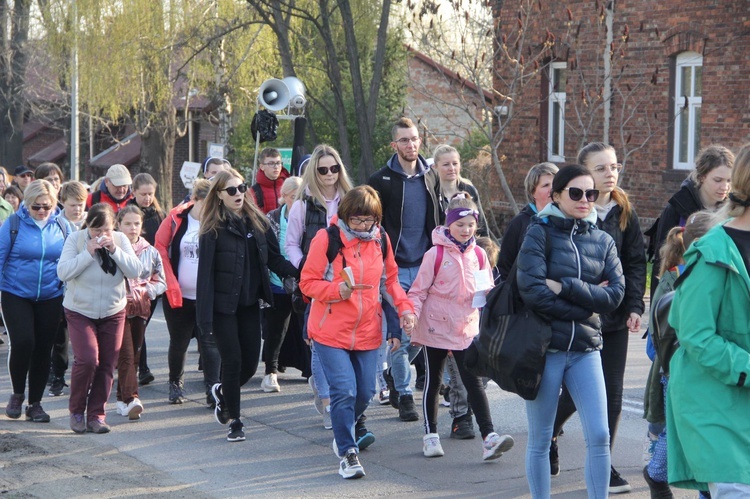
<box><xmin>405</xmin><ymin>48</ymin><xmax>492</xmax><ymax>152</ymax></box>
<box><xmin>493</xmin><ymin>0</ymin><xmax>750</xmax><ymax>224</ymax></box>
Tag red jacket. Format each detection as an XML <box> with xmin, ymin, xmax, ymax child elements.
<box><xmin>154</xmin><ymin>201</ymin><xmax>194</xmax><ymax>308</ymax></box>
<box><xmin>252</xmin><ymin>168</ymin><xmax>290</xmax><ymax>214</ymax></box>
<box><xmin>86</xmin><ymin>185</ymin><xmax>133</xmax><ymax>212</ymax></box>
<box><xmin>300</xmin><ymin>218</ymin><xmax>414</xmax><ymax>351</ymax></box>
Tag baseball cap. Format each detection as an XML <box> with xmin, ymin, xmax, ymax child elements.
<box><xmin>106</xmin><ymin>164</ymin><xmax>132</xmax><ymax>186</ymax></box>
<box><xmin>14</xmin><ymin>165</ymin><xmax>33</xmax><ymax>176</ymax></box>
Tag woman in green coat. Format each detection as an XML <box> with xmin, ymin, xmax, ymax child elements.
<box><xmin>667</xmin><ymin>143</ymin><xmax>750</xmax><ymax>497</ymax></box>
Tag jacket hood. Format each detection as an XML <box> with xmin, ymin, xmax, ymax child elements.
<box><xmin>685</xmin><ymin>221</ymin><xmax>747</xmax><ymax>275</ymax></box>
<box><xmin>18</xmin><ymin>204</ymin><xmax>63</xmax><ymax>227</ymax></box>
<box><xmin>538</xmin><ymin>202</ymin><xmax>598</xmax><ymax>226</ymax></box>
<box><xmin>256</xmin><ymin>167</ymin><xmax>290</xmax><ymax>187</ymax></box>
<box><xmin>669</xmin><ymin>179</ymin><xmax>706</xmax><ymax>216</ymax></box>
<box><xmin>386</xmin><ymin>153</ymin><xmax>430</xmax><ymax>179</ymax></box>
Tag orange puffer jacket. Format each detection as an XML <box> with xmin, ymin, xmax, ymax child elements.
<box><xmin>300</xmin><ymin>219</ymin><xmax>414</xmax><ymax>351</ymax></box>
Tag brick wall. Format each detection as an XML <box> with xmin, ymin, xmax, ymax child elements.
<box><xmin>493</xmin><ymin>0</ymin><xmax>750</xmax><ymax>226</ymax></box>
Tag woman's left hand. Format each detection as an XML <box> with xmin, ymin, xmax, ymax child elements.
<box><xmin>627</xmin><ymin>313</ymin><xmax>641</xmax><ymax>333</ymax></box>
<box><xmin>386</xmin><ymin>337</ymin><xmax>401</xmax><ymax>352</ymax></box>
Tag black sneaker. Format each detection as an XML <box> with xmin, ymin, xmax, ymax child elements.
<box><xmin>25</xmin><ymin>403</ymin><xmax>50</xmax><ymax>423</ymax></box>
<box><xmin>339</xmin><ymin>449</ymin><xmax>365</xmax><ymax>479</ymax></box>
<box><xmin>643</xmin><ymin>466</ymin><xmax>674</xmax><ymax>499</ymax></box>
<box><xmin>414</xmin><ymin>374</ymin><xmax>425</xmax><ymax>391</ymax></box>
<box><xmin>383</xmin><ymin>368</ymin><xmax>399</xmax><ymax>409</ymax></box>
<box><xmin>168</xmin><ymin>381</ymin><xmax>185</xmax><ymax>404</ymax></box>
<box><xmin>355</xmin><ymin>415</ymin><xmax>375</xmax><ymax>450</ymax></box>
<box><xmin>48</xmin><ymin>377</ymin><xmax>67</xmax><ymax>397</ymax></box>
<box><xmin>398</xmin><ymin>394</ymin><xmax>419</xmax><ymax>421</ymax></box>
<box><xmin>609</xmin><ymin>466</ymin><xmax>632</xmax><ymax>494</ymax></box>
<box><xmin>550</xmin><ymin>439</ymin><xmax>560</xmax><ymax>477</ymax></box>
<box><xmin>206</xmin><ymin>393</ymin><xmax>215</xmax><ymax>409</ymax></box>
<box><xmin>211</xmin><ymin>383</ymin><xmax>230</xmax><ymax>425</ymax></box>
<box><xmin>450</xmin><ymin>417</ymin><xmax>475</xmax><ymax>439</ymax></box>
<box><xmin>139</xmin><ymin>370</ymin><xmax>155</xmax><ymax>386</ymax></box>
<box><xmin>227</xmin><ymin>418</ymin><xmax>246</xmax><ymax>442</ymax></box>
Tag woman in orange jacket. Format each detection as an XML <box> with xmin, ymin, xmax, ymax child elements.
<box><xmin>300</xmin><ymin>186</ymin><xmax>416</xmax><ymax>479</ymax></box>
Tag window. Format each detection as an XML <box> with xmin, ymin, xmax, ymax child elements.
<box><xmin>547</xmin><ymin>62</ymin><xmax>567</xmax><ymax>162</ymax></box>
<box><xmin>673</xmin><ymin>52</ymin><xmax>702</xmax><ymax>170</ymax></box>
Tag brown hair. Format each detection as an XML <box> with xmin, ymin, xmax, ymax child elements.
<box><xmin>721</xmin><ymin>143</ymin><xmax>750</xmax><ymax>219</ymax></box>
<box><xmin>391</xmin><ymin>117</ymin><xmax>417</xmax><ymax>140</ymax></box>
<box><xmin>476</xmin><ymin>236</ymin><xmax>499</xmax><ymax>267</ymax></box>
<box><xmin>338</xmin><ymin>185</ymin><xmax>383</xmax><ymax>224</ymax></box>
<box><xmin>116</xmin><ymin>204</ymin><xmax>144</xmax><ymax>226</ymax></box>
<box><xmin>259</xmin><ymin>147</ymin><xmax>281</xmax><ymax>162</ymax></box>
<box><xmin>200</xmin><ymin>169</ymin><xmax>269</xmax><ymax>236</ymax></box>
<box><xmin>132</xmin><ymin>172</ymin><xmax>164</xmax><ymax>214</ymax></box>
<box><xmin>85</xmin><ymin>203</ymin><xmax>116</xmax><ymax>230</ymax></box>
<box><xmin>689</xmin><ymin>144</ymin><xmax>735</xmax><ymax>187</ymax></box>
<box><xmin>59</xmin><ymin>181</ymin><xmax>88</xmax><ymax>202</ymax></box>
<box><xmin>34</xmin><ymin>162</ymin><xmax>65</xmax><ymax>183</ymax></box>
<box><xmin>658</xmin><ymin>210</ymin><xmax>718</xmax><ymax>277</ymax></box>
<box><xmin>577</xmin><ymin>142</ymin><xmax>632</xmax><ymax>231</ymax></box>
<box><xmin>3</xmin><ymin>185</ymin><xmax>23</xmax><ymax>201</ymax></box>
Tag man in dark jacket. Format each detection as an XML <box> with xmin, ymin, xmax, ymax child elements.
<box><xmin>367</xmin><ymin>117</ymin><xmax>440</xmax><ymax>422</ymax></box>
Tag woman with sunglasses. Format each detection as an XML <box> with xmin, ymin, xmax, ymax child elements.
<box><xmin>516</xmin><ymin>164</ymin><xmax>625</xmax><ymax>498</ymax></box>
<box><xmin>197</xmin><ymin>169</ymin><xmax>298</xmax><ymax>442</ymax></box>
<box><xmin>549</xmin><ymin>143</ymin><xmax>646</xmax><ymax>492</ymax></box>
<box><xmin>0</xmin><ymin>180</ymin><xmax>70</xmax><ymax>422</ymax></box>
<box><xmin>285</xmin><ymin>144</ymin><xmax>353</xmax><ymax>429</ymax></box>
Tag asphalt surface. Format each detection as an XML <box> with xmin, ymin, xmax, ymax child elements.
<box><xmin>0</xmin><ymin>306</ymin><xmax>659</xmax><ymax>498</ymax></box>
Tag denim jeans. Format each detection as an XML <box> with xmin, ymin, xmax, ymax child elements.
<box><xmin>526</xmin><ymin>350</ymin><xmax>610</xmax><ymax>499</ymax></box>
<box><xmin>314</xmin><ymin>342</ymin><xmax>379</xmax><ymax>457</ymax></box>
<box><xmin>305</xmin><ymin>304</ymin><xmax>330</xmax><ymax>400</ymax></box>
<box><xmin>385</xmin><ymin>265</ymin><xmax>422</xmax><ymax>395</ymax></box>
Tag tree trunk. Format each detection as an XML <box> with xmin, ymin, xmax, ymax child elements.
<box><xmin>140</xmin><ymin>110</ymin><xmax>177</xmax><ymax>209</ymax></box>
<box><xmin>0</xmin><ymin>0</ymin><xmax>31</xmax><ymax>167</ymax></box>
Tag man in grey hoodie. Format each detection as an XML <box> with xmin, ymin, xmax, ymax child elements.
<box><xmin>368</xmin><ymin>117</ymin><xmax>440</xmax><ymax>421</ymax></box>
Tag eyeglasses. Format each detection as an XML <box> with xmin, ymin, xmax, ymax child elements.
<box><xmin>30</xmin><ymin>204</ymin><xmax>53</xmax><ymax>211</ymax></box>
<box><xmin>349</xmin><ymin>217</ymin><xmax>377</xmax><ymax>226</ymax></box>
<box><xmin>263</xmin><ymin>161</ymin><xmax>283</xmax><ymax>167</ymax></box>
<box><xmin>564</xmin><ymin>187</ymin><xmax>600</xmax><ymax>202</ymax></box>
<box><xmin>317</xmin><ymin>165</ymin><xmax>341</xmax><ymax>175</ymax></box>
<box><xmin>395</xmin><ymin>137</ymin><xmax>420</xmax><ymax>145</ymax></box>
<box><xmin>592</xmin><ymin>163</ymin><xmax>623</xmax><ymax>174</ymax></box>
<box><xmin>220</xmin><ymin>183</ymin><xmax>248</xmax><ymax>196</ymax></box>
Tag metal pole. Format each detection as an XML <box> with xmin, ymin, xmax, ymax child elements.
<box><xmin>70</xmin><ymin>0</ymin><xmax>79</xmax><ymax>180</ymax></box>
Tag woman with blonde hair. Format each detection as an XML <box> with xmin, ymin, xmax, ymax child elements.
<box><xmin>197</xmin><ymin>169</ymin><xmax>298</xmax><ymax>442</ymax></box>
<box><xmin>284</xmin><ymin>144</ymin><xmax>354</xmax><ymax>429</ymax></box>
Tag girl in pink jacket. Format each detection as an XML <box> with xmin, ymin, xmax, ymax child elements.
<box><xmin>407</xmin><ymin>194</ymin><xmax>514</xmax><ymax>460</ymax></box>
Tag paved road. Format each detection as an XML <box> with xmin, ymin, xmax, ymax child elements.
<box><xmin>0</xmin><ymin>307</ymin><xmax>659</xmax><ymax>498</ymax></box>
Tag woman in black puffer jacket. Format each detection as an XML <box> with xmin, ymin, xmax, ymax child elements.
<box><xmin>517</xmin><ymin>164</ymin><xmax>625</xmax><ymax>499</ymax></box>
<box><xmin>550</xmin><ymin>143</ymin><xmax>647</xmax><ymax>492</ymax></box>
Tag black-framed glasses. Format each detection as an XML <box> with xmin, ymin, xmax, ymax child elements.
<box><xmin>593</xmin><ymin>163</ymin><xmax>623</xmax><ymax>174</ymax></box>
<box><xmin>317</xmin><ymin>165</ymin><xmax>341</xmax><ymax>175</ymax></box>
<box><xmin>564</xmin><ymin>187</ymin><xmax>599</xmax><ymax>202</ymax></box>
<box><xmin>221</xmin><ymin>183</ymin><xmax>248</xmax><ymax>196</ymax></box>
<box><xmin>396</xmin><ymin>137</ymin><xmax>420</xmax><ymax>145</ymax></box>
<box><xmin>30</xmin><ymin>204</ymin><xmax>53</xmax><ymax>211</ymax></box>
<box><xmin>349</xmin><ymin>217</ymin><xmax>377</xmax><ymax>226</ymax></box>
<box><xmin>263</xmin><ymin>161</ymin><xmax>283</xmax><ymax>167</ymax></box>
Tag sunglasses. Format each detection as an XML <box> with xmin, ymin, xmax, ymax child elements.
<box><xmin>317</xmin><ymin>165</ymin><xmax>341</xmax><ymax>176</ymax></box>
<box><xmin>221</xmin><ymin>183</ymin><xmax>248</xmax><ymax>196</ymax></box>
<box><xmin>564</xmin><ymin>187</ymin><xmax>600</xmax><ymax>202</ymax></box>
<box><xmin>30</xmin><ymin>204</ymin><xmax>53</xmax><ymax>211</ymax></box>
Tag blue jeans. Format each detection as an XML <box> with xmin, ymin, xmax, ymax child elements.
<box><xmin>305</xmin><ymin>304</ymin><xmax>330</xmax><ymax>399</ymax></box>
<box><xmin>314</xmin><ymin>342</ymin><xmax>379</xmax><ymax>457</ymax></box>
<box><xmin>526</xmin><ymin>350</ymin><xmax>610</xmax><ymax>499</ymax></box>
<box><xmin>385</xmin><ymin>265</ymin><xmax>422</xmax><ymax>395</ymax></box>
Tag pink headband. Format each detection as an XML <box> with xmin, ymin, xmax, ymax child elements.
<box><xmin>445</xmin><ymin>207</ymin><xmax>478</xmax><ymax>226</ymax></box>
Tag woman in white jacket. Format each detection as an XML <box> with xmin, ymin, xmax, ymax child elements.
<box><xmin>57</xmin><ymin>203</ymin><xmax>142</xmax><ymax>434</ymax></box>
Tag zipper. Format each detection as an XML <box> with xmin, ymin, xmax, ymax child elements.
<box><xmin>566</xmin><ymin>222</ymin><xmax>581</xmax><ymax>351</ymax></box>
<box><xmin>36</xmin><ymin>223</ymin><xmax>46</xmax><ymax>300</ymax></box>
<box><xmin>349</xmin><ymin>242</ymin><xmax>365</xmax><ymax>349</ymax></box>
<box><xmin>394</xmin><ymin>180</ymin><xmax>404</xmax><ymax>255</ymax></box>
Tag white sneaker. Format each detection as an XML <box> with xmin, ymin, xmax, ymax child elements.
<box><xmin>377</xmin><ymin>389</ymin><xmax>390</xmax><ymax>405</ymax></box>
<box><xmin>323</xmin><ymin>405</ymin><xmax>332</xmax><ymax>430</ymax></box>
<box><xmin>482</xmin><ymin>432</ymin><xmax>514</xmax><ymax>461</ymax></box>
<box><xmin>115</xmin><ymin>401</ymin><xmax>127</xmax><ymax>416</ymax></box>
<box><xmin>339</xmin><ymin>449</ymin><xmax>365</xmax><ymax>479</ymax></box>
<box><xmin>261</xmin><ymin>373</ymin><xmax>281</xmax><ymax>393</ymax></box>
<box><xmin>125</xmin><ymin>398</ymin><xmax>144</xmax><ymax>421</ymax></box>
<box><xmin>423</xmin><ymin>433</ymin><xmax>445</xmax><ymax>457</ymax></box>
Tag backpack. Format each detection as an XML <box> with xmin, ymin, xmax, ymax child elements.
<box><xmin>433</xmin><ymin>245</ymin><xmax>485</xmax><ymax>276</ymax></box>
<box><xmin>251</xmin><ymin>183</ymin><xmax>264</xmax><ymax>211</ymax></box>
<box><xmin>651</xmin><ymin>263</ymin><xmax>694</xmax><ymax>376</ymax></box>
<box><xmin>291</xmin><ymin>224</ymin><xmax>388</xmax><ymax>313</ymax></box>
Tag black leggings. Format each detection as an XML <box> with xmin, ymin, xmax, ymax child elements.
<box><xmin>423</xmin><ymin>346</ymin><xmax>495</xmax><ymax>438</ymax></box>
<box><xmin>553</xmin><ymin>327</ymin><xmax>629</xmax><ymax>447</ymax></box>
<box><xmin>262</xmin><ymin>293</ymin><xmax>292</xmax><ymax>374</ymax></box>
<box><xmin>1</xmin><ymin>292</ymin><xmax>64</xmax><ymax>404</ymax></box>
<box><xmin>212</xmin><ymin>303</ymin><xmax>262</xmax><ymax>419</ymax></box>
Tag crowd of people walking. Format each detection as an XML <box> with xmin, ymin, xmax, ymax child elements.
<box><xmin>1</xmin><ymin>123</ymin><xmax>749</xmax><ymax>496</ymax></box>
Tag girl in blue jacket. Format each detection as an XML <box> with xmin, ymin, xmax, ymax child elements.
<box><xmin>0</xmin><ymin>180</ymin><xmax>70</xmax><ymax>423</ymax></box>
<box><xmin>517</xmin><ymin>164</ymin><xmax>625</xmax><ymax>498</ymax></box>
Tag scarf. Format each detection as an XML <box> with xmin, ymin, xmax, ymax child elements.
<box><xmin>443</xmin><ymin>227</ymin><xmax>474</xmax><ymax>253</ymax></box>
<box><xmin>338</xmin><ymin>218</ymin><xmax>379</xmax><ymax>242</ymax></box>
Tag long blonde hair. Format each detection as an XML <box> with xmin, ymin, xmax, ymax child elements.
<box><xmin>200</xmin><ymin>169</ymin><xmax>269</xmax><ymax>236</ymax></box>
<box><xmin>577</xmin><ymin>142</ymin><xmax>633</xmax><ymax>231</ymax></box>
<box><xmin>295</xmin><ymin>144</ymin><xmax>353</xmax><ymax>208</ymax></box>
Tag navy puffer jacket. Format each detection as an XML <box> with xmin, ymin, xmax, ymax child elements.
<box><xmin>517</xmin><ymin>203</ymin><xmax>625</xmax><ymax>352</ymax></box>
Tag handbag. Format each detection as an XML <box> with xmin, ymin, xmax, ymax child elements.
<box><xmin>125</xmin><ymin>280</ymin><xmax>152</xmax><ymax>319</ymax></box>
<box><xmin>464</xmin><ymin>238</ymin><xmax>552</xmax><ymax>400</ymax></box>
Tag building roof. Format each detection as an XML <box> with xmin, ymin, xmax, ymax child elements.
<box><xmin>407</xmin><ymin>47</ymin><xmax>493</xmax><ymax>104</ymax></box>
<box><xmin>28</xmin><ymin>138</ymin><xmax>68</xmax><ymax>166</ymax></box>
<box><xmin>89</xmin><ymin>133</ymin><xmax>142</xmax><ymax>167</ymax></box>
